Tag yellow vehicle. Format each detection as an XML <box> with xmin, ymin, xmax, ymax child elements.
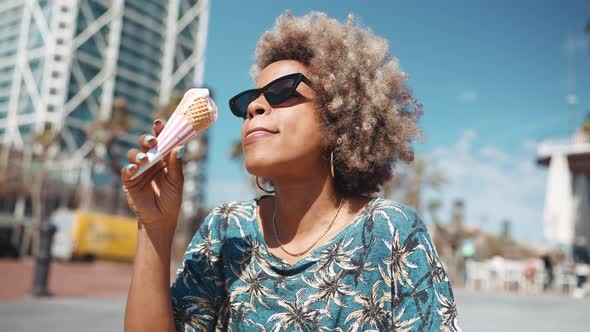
<box><xmin>51</xmin><ymin>209</ymin><xmax>137</xmax><ymax>262</ymax></box>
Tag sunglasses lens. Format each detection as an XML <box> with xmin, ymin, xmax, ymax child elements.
<box><xmin>229</xmin><ymin>74</ymin><xmax>306</xmax><ymax>118</ymax></box>
<box><xmin>232</xmin><ymin>92</ymin><xmax>258</xmax><ymax>118</ymax></box>
<box><xmin>265</xmin><ymin>77</ymin><xmax>297</xmax><ymax>104</ymax></box>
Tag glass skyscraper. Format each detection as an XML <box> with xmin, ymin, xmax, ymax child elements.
<box><xmin>0</xmin><ymin>0</ymin><xmax>210</xmax><ymax>215</ymax></box>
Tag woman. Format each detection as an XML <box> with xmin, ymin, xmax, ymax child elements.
<box><xmin>124</xmin><ymin>12</ymin><xmax>460</xmax><ymax>332</ymax></box>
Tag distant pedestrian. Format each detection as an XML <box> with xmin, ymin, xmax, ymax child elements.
<box><xmin>541</xmin><ymin>254</ymin><xmax>554</xmax><ymax>291</ymax></box>
<box><xmin>572</xmin><ymin>236</ymin><xmax>590</xmax><ymax>298</ymax></box>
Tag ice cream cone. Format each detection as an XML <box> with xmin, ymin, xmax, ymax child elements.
<box><xmin>130</xmin><ymin>88</ymin><xmax>217</xmax><ymax>181</ymax></box>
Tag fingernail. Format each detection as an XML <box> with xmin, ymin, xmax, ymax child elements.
<box><xmin>127</xmin><ymin>164</ymin><xmax>135</xmax><ymax>171</ymax></box>
<box><xmin>176</xmin><ymin>146</ymin><xmax>185</xmax><ymax>159</ymax></box>
<box><xmin>137</xmin><ymin>153</ymin><xmax>147</xmax><ymax>161</ymax></box>
<box><xmin>145</xmin><ymin>135</ymin><xmax>155</xmax><ymax>142</ymax></box>
<box><xmin>153</xmin><ymin>119</ymin><xmax>162</xmax><ymax>125</ymax></box>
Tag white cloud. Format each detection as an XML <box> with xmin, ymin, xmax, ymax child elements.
<box><xmin>457</xmin><ymin>90</ymin><xmax>478</xmax><ymax>103</ymax></box>
<box><xmin>204</xmin><ymin>131</ymin><xmax>549</xmax><ymax>244</ymax></box>
<box><xmin>425</xmin><ymin>130</ymin><xmax>547</xmax><ymax>244</ymax></box>
<box><xmin>479</xmin><ymin>146</ymin><xmax>513</xmax><ymax>164</ymax></box>
<box><xmin>520</xmin><ymin>139</ymin><xmax>539</xmax><ymax>152</ymax></box>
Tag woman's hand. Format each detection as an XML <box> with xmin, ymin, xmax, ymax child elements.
<box><xmin>121</xmin><ymin>120</ymin><xmax>185</xmax><ymax>229</ymax></box>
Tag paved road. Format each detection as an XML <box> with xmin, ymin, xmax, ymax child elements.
<box><xmin>0</xmin><ymin>298</ymin><xmax>126</xmax><ymax>332</ymax></box>
<box><xmin>0</xmin><ymin>290</ymin><xmax>589</xmax><ymax>331</ymax></box>
<box><xmin>455</xmin><ymin>290</ymin><xmax>590</xmax><ymax>332</ymax></box>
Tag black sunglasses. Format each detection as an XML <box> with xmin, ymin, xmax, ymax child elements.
<box><xmin>229</xmin><ymin>73</ymin><xmax>313</xmax><ymax>119</ymax></box>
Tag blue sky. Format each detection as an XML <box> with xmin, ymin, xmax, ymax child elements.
<box><xmin>199</xmin><ymin>0</ymin><xmax>590</xmax><ymax>244</ymax></box>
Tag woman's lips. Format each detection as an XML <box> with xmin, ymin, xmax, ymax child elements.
<box><xmin>243</xmin><ymin>130</ymin><xmax>277</xmax><ymax>146</ymax></box>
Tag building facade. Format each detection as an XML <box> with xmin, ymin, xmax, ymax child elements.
<box><xmin>0</xmin><ymin>0</ymin><xmax>210</xmax><ymax>215</ymax></box>
<box><xmin>538</xmin><ymin>135</ymin><xmax>590</xmax><ymax>247</ymax></box>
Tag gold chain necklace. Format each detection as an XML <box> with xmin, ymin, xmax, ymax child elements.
<box><xmin>272</xmin><ymin>197</ymin><xmax>344</xmax><ymax>257</ymax></box>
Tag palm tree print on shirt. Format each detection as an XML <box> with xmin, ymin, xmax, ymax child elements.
<box><xmin>267</xmin><ymin>288</ymin><xmax>332</xmax><ymax>331</ymax></box>
<box><xmin>185</xmin><ymin>226</ymin><xmax>221</xmax><ymax>272</ymax></box>
<box><xmin>302</xmin><ymin>267</ymin><xmax>358</xmax><ymax>310</ymax></box>
<box><xmin>311</xmin><ymin>237</ymin><xmax>363</xmax><ymax>273</ymax></box>
<box><xmin>170</xmin><ymin>196</ymin><xmax>462</xmax><ymax>331</ymax></box>
<box><xmin>379</xmin><ymin>228</ymin><xmax>419</xmax><ymax>299</ymax></box>
<box><xmin>344</xmin><ymin>281</ymin><xmax>390</xmax><ymax>330</ymax></box>
<box><xmin>213</xmin><ymin>201</ymin><xmax>253</xmax><ymax>239</ymax></box>
<box><xmin>232</xmin><ymin>262</ymin><xmax>279</xmax><ymax>309</ymax></box>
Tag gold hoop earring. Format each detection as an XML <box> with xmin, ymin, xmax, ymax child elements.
<box><xmin>256</xmin><ymin>176</ymin><xmax>275</xmax><ymax>194</ymax></box>
<box><xmin>330</xmin><ymin>151</ymin><xmax>335</xmax><ymax>178</ymax></box>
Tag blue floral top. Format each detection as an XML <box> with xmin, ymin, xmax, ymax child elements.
<box><xmin>170</xmin><ymin>196</ymin><xmax>461</xmax><ymax>331</ymax></box>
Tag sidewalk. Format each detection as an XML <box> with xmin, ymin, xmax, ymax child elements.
<box><xmin>0</xmin><ymin>258</ymin><xmax>134</xmax><ymax>300</ymax></box>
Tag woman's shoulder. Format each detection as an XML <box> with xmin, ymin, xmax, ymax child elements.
<box><xmin>369</xmin><ymin>197</ymin><xmax>422</xmax><ymax>224</ymax></box>
<box><xmin>365</xmin><ymin>196</ymin><xmax>429</xmax><ymax>239</ymax></box>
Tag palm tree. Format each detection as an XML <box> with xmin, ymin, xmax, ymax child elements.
<box><xmin>156</xmin><ymin>93</ymin><xmax>184</xmax><ymax>119</ymax></box>
<box><xmin>429</xmin><ymin>199</ymin><xmax>469</xmax><ymax>287</ymax></box>
<box><xmin>85</xmin><ymin>97</ymin><xmax>133</xmax><ymax>212</ymax></box>
<box><xmin>20</xmin><ymin>122</ymin><xmax>61</xmax><ymax>257</ymax></box>
<box><xmin>381</xmin><ymin>156</ymin><xmax>446</xmax><ymax>217</ymax></box>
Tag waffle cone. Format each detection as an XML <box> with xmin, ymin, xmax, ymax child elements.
<box><xmin>181</xmin><ymin>96</ymin><xmax>215</xmax><ymax>132</ymax></box>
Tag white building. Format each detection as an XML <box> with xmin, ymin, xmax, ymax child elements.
<box><xmin>538</xmin><ymin>134</ymin><xmax>590</xmax><ymax>246</ymax></box>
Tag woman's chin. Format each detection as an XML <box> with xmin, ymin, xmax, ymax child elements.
<box><xmin>244</xmin><ymin>159</ymin><xmax>277</xmax><ymax>177</ymax></box>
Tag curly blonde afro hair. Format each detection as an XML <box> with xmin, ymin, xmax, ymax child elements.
<box><xmin>251</xmin><ymin>11</ymin><xmax>423</xmax><ymax>197</ymax></box>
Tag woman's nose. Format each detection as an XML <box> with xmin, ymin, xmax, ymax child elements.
<box><xmin>247</xmin><ymin>95</ymin><xmax>271</xmax><ymax>119</ymax></box>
